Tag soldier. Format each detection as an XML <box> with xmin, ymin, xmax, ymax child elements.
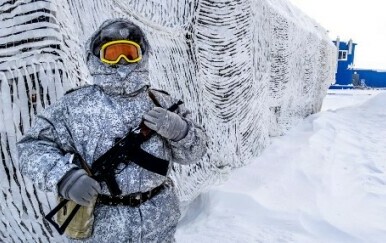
<box><xmin>17</xmin><ymin>19</ymin><xmax>207</xmax><ymax>242</ymax></box>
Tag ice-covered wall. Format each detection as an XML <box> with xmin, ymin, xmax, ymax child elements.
<box><xmin>0</xmin><ymin>0</ymin><xmax>336</xmax><ymax>241</ymax></box>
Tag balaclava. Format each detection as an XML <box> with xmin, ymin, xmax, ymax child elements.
<box><xmin>85</xmin><ymin>19</ymin><xmax>150</xmax><ymax>96</ymax></box>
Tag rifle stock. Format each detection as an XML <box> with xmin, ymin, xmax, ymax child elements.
<box><xmin>44</xmin><ymin>155</ymin><xmax>92</xmax><ymax>235</ymax></box>
<box><xmin>45</xmin><ymin>199</ymin><xmax>81</xmax><ymax>235</ymax></box>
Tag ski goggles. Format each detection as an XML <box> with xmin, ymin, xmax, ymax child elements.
<box><xmin>99</xmin><ymin>40</ymin><xmax>142</xmax><ymax>64</ymax></box>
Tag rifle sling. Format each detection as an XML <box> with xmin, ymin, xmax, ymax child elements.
<box><xmin>90</xmin><ymin>98</ymin><xmax>183</xmax><ymax>195</ymax></box>
<box><xmin>130</xmin><ymin>147</ymin><xmax>169</xmax><ymax>176</ymax></box>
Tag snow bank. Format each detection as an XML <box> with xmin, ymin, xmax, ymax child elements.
<box><xmin>177</xmin><ymin>90</ymin><xmax>386</xmax><ymax>242</ymax></box>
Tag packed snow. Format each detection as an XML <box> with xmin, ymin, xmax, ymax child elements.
<box><xmin>176</xmin><ymin>89</ymin><xmax>386</xmax><ymax>243</ymax></box>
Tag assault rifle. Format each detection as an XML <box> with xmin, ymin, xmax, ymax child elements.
<box><xmin>45</xmin><ymin>100</ymin><xmax>183</xmax><ymax>234</ymax></box>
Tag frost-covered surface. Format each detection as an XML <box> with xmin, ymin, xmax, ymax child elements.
<box><xmin>0</xmin><ymin>0</ymin><xmax>335</xmax><ymax>241</ymax></box>
<box><xmin>176</xmin><ymin>89</ymin><xmax>386</xmax><ymax>243</ymax></box>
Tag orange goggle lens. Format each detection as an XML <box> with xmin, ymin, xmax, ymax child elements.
<box><xmin>100</xmin><ymin>40</ymin><xmax>142</xmax><ymax>64</ymax></box>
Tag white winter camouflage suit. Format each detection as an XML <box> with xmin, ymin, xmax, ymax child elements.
<box><xmin>17</xmin><ymin>19</ymin><xmax>207</xmax><ymax>242</ymax></box>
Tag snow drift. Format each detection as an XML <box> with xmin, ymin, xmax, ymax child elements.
<box><xmin>176</xmin><ymin>90</ymin><xmax>386</xmax><ymax>242</ymax></box>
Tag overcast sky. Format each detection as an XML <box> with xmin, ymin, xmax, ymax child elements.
<box><xmin>289</xmin><ymin>0</ymin><xmax>386</xmax><ymax>70</ymax></box>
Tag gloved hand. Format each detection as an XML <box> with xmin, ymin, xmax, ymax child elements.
<box><xmin>143</xmin><ymin>107</ymin><xmax>188</xmax><ymax>141</ymax></box>
<box><xmin>58</xmin><ymin>169</ymin><xmax>101</xmax><ymax>206</ymax></box>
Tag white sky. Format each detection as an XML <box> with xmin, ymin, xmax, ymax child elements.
<box><xmin>288</xmin><ymin>0</ymin><xmax>386</xmax><ymax>69</ymax></box>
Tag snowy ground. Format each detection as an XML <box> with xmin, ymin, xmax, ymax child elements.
<box><xmin>176</xmin><ymin>89</ymin><xmax>386</xmax><ymax>243</ymax></box>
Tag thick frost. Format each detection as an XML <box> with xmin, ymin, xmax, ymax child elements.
<box><xmin>0</xmin><ymin>0</ymin><xmax>336</xmax><ymax>241</ymax></box>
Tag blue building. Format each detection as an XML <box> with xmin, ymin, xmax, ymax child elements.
<box><xmin>332</xmin><ymin>39</ymin><xmax>386</xmax><ymax>88</ymax></box>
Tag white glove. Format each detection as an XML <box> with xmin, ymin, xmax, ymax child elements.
<box><xmin>143</xmin><ymin>107</ymin><xmax>188</xmax><ymax>141</ymax></box>
<box><xmin>58</xmin><ymin>169</ymin><xmax>101</xmax><ymax>206</ymax></box>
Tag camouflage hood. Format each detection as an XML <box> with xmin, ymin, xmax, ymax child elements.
<box><xmin>85</xmin><ymin>19</ymin><xmax>150</xmax><ymax>96</ymax></box>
